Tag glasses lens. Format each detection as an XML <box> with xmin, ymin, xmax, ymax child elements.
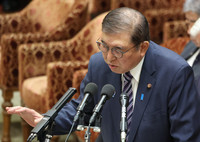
<box><xmin>112</xmin><ymin>49</ymin><xmax>122</xmax><ymax>58</ymax></box>
<box><xmin>97</xmin><ymin>42</ymin><xmax>108</xmax><ymax>53</ymax></box>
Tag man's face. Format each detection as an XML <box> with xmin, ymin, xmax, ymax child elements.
<box><xmin>185</xmin><ymin>11</ymin><xmax>200</xmax><ymax>46</ymax></box>
<box><xmin>99</xmin><ymin>32</ymin><xmax>149</xmax><ymax>74</ymax></box>
<box><xmin>185</xmin><ymin>11</ymin><xmax>199</xmax><ymax>32</ymax></box>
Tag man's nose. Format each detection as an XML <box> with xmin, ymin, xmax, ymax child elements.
<box><xmin>106</xmin><ymin>49</ymin><xmax>116</xmax><ymax>61</ymax></box>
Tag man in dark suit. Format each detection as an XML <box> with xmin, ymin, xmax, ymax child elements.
<box><xmin>6</xmin><ymin>7</ymin><xmax>200</xmax><ymax>142</ymax></box>
<box><xmin>182</xmin><ymin>0</ymin><xmax>200</xmax><ymax>91</ymax></box>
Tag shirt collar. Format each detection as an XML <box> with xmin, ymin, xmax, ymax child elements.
<box><xmin>129</xmin><ymin>57</ymin><xmax>145</xmax><ymax>83</ymax></box>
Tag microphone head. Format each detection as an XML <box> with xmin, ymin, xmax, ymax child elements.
<box><xmin>101</xmin><ymin>84</ymin><xmax>115</xmax><ymax>99</ymax></box>
<box><xmin>84</xmin><ymin>82</ymin><xmax>98</xmax><ymax>96</ymax></box>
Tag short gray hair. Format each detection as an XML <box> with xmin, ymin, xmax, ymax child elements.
<box><xmin>102</xmin><ymin>7</ymin><xmax>150</xmax><ymax>47</ymax></box>
<box><xmin>183</xmin><ymin>0</ymin><xmax>200</xmax><ymax>16</ymax></box>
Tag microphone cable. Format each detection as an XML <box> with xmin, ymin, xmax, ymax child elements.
<box><xmin>64</xmin><ymin>121</ymin><xmax>76</xmax><ymax>142</ymax></box>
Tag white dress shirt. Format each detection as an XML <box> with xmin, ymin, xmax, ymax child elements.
<box><xmin>187</xmin><ymin>49</ymin><xmax>200</xmax><ymax>66</ymax></box>
<box><xmin>122</xmin><ymin>57</ymin><xmax>145</xmax><ymax>109</ymax></box>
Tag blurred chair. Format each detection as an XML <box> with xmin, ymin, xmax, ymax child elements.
<box><xmin>161</xmin><ymin>37</ymin><xmax>190</xmax><ymax>55</ymax></box>
<box><xmin>0</xmin><ymin>0</ymin><xmax>89</xmax><ymax>142</ymax></box>
<box><xmin>163</xmin><ymin>20</ymin><xmax>188</xmax><ymax>42</ymax></box>
<box><xmin>161</xmin><ymin>20</ymin><xmax>190</xmax><ymax>55</ymax></box>
<box><xmin>110</xmin><ymin>0</ymin><xmax>186</xmax><ymax>43</ymax></box>
<box><xmin>72</xmin><ymin>69</ymin><xmax>88</xmax><ymax>99</ymax></box>
<box><xmin>18</xmin><ymin>12</ymin><xmax>107</xmax><ymax>141</ymax></box>
<box><xmin>144</xmin><ymin>8</ymin><xmax>185</xmax><ymax>43</ymax></box>
<box><xmin>110</xmin><ymin>0</ymin><xmax>185</xmax><ymax>15</ymax></box>
<box><xmin>87</xmin><ymin>0</ymin><xmax>111</xmax><ymax>21</ymax></box>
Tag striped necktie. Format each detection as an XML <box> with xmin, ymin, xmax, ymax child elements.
<box><xmin>123</xmin><ymin>72</ymin><xmax>133</xmax><ymax>142</ymax></box>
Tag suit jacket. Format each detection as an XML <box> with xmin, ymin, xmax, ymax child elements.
<box><xmin>181</xmin><ymin>40</ymin><xmax>200</xmax><ymax>96</ymax></box>
<box><xmin>197</xmin><ymin>77</ymin><xmax>200</xmax><ymax>95</ymax></box>
<box><xmin>181</xmin><ymin>41</ymin><xmax>198</xmax><ymax>60</ymax></box>
<box><xmin>53</xmin><ymin>41</ymin><xmax>200</xmax><ymax>142</ymax></box>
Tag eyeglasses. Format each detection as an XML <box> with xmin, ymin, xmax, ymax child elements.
<box><xmin>96</xmin><ymin>38</ymin><xmax>138</xmax><ymax>58</ymax></box>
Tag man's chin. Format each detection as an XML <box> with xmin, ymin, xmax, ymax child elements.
<box><xmin>109</xmin><ymin>68</ymin><xmax>123</xmax><ymax>74</ymax></box>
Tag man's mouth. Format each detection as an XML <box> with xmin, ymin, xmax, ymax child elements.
<box><xmin>109</xmin><ymin>64</ymin><xmax>118</xmax><ymax>68</ymax></box>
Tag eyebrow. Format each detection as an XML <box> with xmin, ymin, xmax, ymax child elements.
<box><xmin>100</xmin><ymin>39</ymin><xmax>125</xmax><ymax>50</ymax></box>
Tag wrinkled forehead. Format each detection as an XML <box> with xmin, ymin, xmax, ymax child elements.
<box><xmin>100</xmin><ymin>32</ymin><xmax>133</xmax><ymax>47</ymax></box>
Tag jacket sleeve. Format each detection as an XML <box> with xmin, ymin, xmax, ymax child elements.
<box><xmin>168</xmin><ymin>65</ymin><xmax>200</xmax><ymax>141</ymax></box>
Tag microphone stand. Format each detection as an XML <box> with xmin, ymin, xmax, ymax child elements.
<box><xmin>45</xmin><ymin>135</ymin><xmax>52</xmax><ymax>142</ymax></box>
<box><xmin>93</xmin><ymin>114</ymin><xmax>101</xmax><ymax>132</ymax></box>
<box><xmin>44</xmin><ymin>121</ymin><xmax>55</xmax><ymax>142</ymax></box>
<box><xmin>84</xmin><ymin>124</ymin><xmax>91</xmax><ymax>142</ymax></box>
<box><xmin>120</xmin><ymin>93</ymin><xmax>128</xmax><ymax>142</ymax></box>
<box><xmin>76</xmin><ymin>112</ymin><xmax>86</xmax><ymax>131</ymax></box>
<box><xmin>84</xmin><ymin>113</ymin><xmax>102</xmax><ymax>142</ymax></box>
<box><xmin>27</xmin><ymin>88</ymin><xmax>77</xmax><ymax>142</ymax></box>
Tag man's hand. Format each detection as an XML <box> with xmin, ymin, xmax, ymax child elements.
<box><xmin>6</xmin><ymin>106</ymin><xmax>43</xmax><ymax>127</ymax></box>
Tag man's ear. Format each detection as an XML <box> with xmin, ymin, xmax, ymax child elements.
<box><xmin>140</xmin><ymin>41</ymin><xmax>149</xmax><ymax>57</ymax></box>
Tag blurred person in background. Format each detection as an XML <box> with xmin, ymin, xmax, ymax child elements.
<box><xmin>182</xmin><ymin>0</ymin><xmax>200</xmax><ymax>93</ymax></box>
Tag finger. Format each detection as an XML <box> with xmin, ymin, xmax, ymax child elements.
<box><xmin>7</xmin><ymin>106</ymin><xmax>26</xmax><ymax>115</ymax></box>
<box><xmin>6</xmin><ymin>106</ymin><xmax>20</xmax><ymax>111</ymax></box>
<box><xmin>14</xmin><ymin>107</ymin><xmax>28</xmax><ymax>115</ymax></box>
<box><xmin>6</xmin><ymin>106</ymin><xmax>20</xmax><ymax>113</ymax></box>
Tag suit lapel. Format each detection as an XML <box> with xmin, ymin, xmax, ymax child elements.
<box><xmin>181</xmin><ymin>41</ymin><xmax>198</xmax><ymax>60</ymax></box>
<box><xmin>109</xmin><ymin>70</ymin><xmax>156</xmax><ymax>141</ymax></box>
<box><xmin>128</xmin><ymin>70</ymin><xmax>156</xmax><ymax>142</ymax></box>
<box><xmin>128</xmin><ymin>41</ymin><xmax>156</xmax><ymax>142</ymax></box>
<box><xmin>109</xmin><ymin>73</ymin><xmax>122</xmax><ymax>133</ymax></box>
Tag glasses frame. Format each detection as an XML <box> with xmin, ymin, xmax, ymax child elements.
<box><xmin>96</xmin><ymin>38</ymin><xmax>139</xmax><ymax>58</ymax></box>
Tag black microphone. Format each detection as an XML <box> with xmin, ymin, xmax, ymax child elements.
<box><xmin>89</xmin><ymin>84</ymin><xmax>115</xmax><ymax>125</ymax></box>
<box><xmin>120</xmin><ymin>93</ymin><xmax>129</xmax><ymax>142</ymax></box>
<box><xmin>73</xmin><ymin>82</ymin><xmax>98</xmax><ymax>123</ymax></box>
<box><xmin>27</xmin><ymin>88</ymin><xmax>77</xmax><ymax>142</ymax></box>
